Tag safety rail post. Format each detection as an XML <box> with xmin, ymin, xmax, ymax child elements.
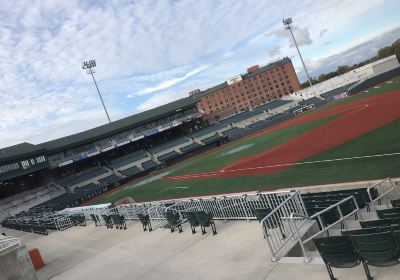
<box><xmin>367</xmin><ymin>178</ymin><xmax>395</xmax><ymax>211</ymax></box>
<box><xmin>259</xmin><ymin>191</ymin><xmax>305</xmax><ymax>262</ymax></box>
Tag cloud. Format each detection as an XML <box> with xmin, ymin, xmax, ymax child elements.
<box><xmin>0</xmin><ymin>0</ymin><xmax>398</xmax><ymax>148</ymax></box>
<box><xmin>127</xmin><ymin>64</ymin><xmax>210</xmax><ymax>97</ymax></box>
<box><xmin>319</xmin><ymin>29</ymin><xmax>328</xmax><ymax>38</ymax></box>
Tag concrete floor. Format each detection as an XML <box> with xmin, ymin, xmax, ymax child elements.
<box><xmin>2</xmin><ymin>218</ymin><xmax>400</xmax><ymax>280</ymax></box>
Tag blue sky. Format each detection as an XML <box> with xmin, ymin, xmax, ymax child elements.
<box><xmin>0</xmin><ymin>0</ymin><xmax>399</xmax><ymax>148</ymax></box>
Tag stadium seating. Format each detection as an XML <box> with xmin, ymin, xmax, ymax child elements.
<box><xmin>99</xmin><ymin>175</ymin><xmax>122</xmax><ymax>187</ymax></box>
<box><xmin>141</xmin><ymin>160</ymin><xmax>159</xmax><ymax>171</ymax></box>
<box><xmin>137</xmin><ymin>213</ymin><xmax>152</xmax><ymax>232</ymax></box>
<box><xmin>147</xmin><ymin>137</ymin><xmax>189</xmax><ymax>154</ymax></box>
<box><xmin>183</xmin><ymin>211</ymin><xmax>200</xmax><ymax>234</ymax></box>
<box><xmin>108</xmin><ymin>150</ymin><xmax>148</xmax><ymax>169</ymax></box>
<box><xmin>158</xmin><ymin>151</ymin><xmax>181</xmax><ymax>162</ymax></box>
<box><xmin>57</xmin><ymin>167</ymin><xmax>109</xmax><ymax>188</ymax></box>
<box><xmin>165</xmin><ymin>211</ymin><xmax>183</xmax><ymax>233</ymax></box>
<box><xmin>121</xmin><ymin>166</ymin><xmax>142</xmax><ymax>177</ymax></box>
<box><xmin>314</xmin><ymin>236</ymin><xmax>364</xmax><ymax>280</ymax></box>
<box><xmin>376</xmin><ymin>208</ymin><xmax>400</xmax><ymax>219</ymax></box>
<box><xmin>194</xmin><ymin>211</ymin><xmax>217</xmax><ymax>235</ymax></box>
<box><xmin>223</xmin><ymin>127</ymin><xmax>249</xmax><ymax>140</ymax></box>
<box><xmin>179</xmin><ymin>143</ymin><xmax>203</xmax><ymax>154</ymax></box>
<box><xmin>350</xmin><ymin>231</ymin><xmax>400</xmax><ymax>268</ymax></box>
<box><xmin>74</xmin><ymin>183</ymin><xmax>105</xmax><ymax>193</ymax></box>
<box><xmin>218</xmin><ymin>110</ymin><xmax>260</xmax><ymax>125</ymax></box>
<box><xmin>253</xmin><ymin>208</ymin><xmax>285</xmax><ymax>239</ymax></box>
<box><xmin>201</xmin><ymin>134</ymin><xmax>225</xmax><ymax>145</ymax></box>
<box><xmin>253</xmin><ymin>99</ymin><xmax>292</xmax><ymax>112</ymax></box>
<box><xmin>188</xmin><ymin>123</ymin><xmax>225</xmax><ymax>138</ymax></box>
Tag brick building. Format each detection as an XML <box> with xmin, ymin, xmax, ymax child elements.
<box><xmin>190</xmin><ymin>57</ymin><xmax>301</xmax><ymax>117</ymax></box>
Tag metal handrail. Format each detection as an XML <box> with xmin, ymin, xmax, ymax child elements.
<box><xmin>259</xmin><ymin>190</ymin><xmax>307</xmax><ymax>261</ymax></box>
<box><xmin>289</xmin><ymin>195</ymin><xmax>360</xmax><ymax>262</ymax></box>
<box><xmin>0</xmin><ymin>237</ymin><xmax>21</xmax><ymax>253</ymax></box>
<box><xmin>367</xmin><ymin>178</ymin><xmax>394</xmax><ymax>211</ymax></box>
<box><xmin>260</xmin><ymin>191</ymin><xmax>298</xmax><ymax>225</ymax></box>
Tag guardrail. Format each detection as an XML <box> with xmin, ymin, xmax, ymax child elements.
<box><xmin>367</xmin><ymin>178</ymin><xmax>395</xmax><ymax>211</ymax></box>
<box><xmin>165</xmin><ymin>190</ymin><xmax>294</xmax><ymax>221</ymax></box>
<box><xmin>260</xmin><ymin>190</ymin><xmax>307</xmax><ymax>261</ymax></box>
<box><xmin>289</xmin><ymin>195</ymin><xmax>361</xmax><ymax>263</ymax></box>
<box><xmin>0</xmin><ymin>236</ymin><xmax>20</xmax><ymax>254</ymax></box>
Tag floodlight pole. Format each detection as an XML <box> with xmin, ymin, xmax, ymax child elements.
<box><xmin>283</xmin><ymin>18</ymin><xmax>313</xmax><ymax>87</ymax></box>
<box><xmin>82</xmin><ymin>60</ymin><xmax>111</xmax><ymax>123</ymax></box>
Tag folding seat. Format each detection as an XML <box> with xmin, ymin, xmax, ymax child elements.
<box><xmin>341</xmin><ymin>227</ymin><xmax>379</xmax><ymax>236</ymax></box>
<box><xmin>377</xmin><ymin>208</ymin><xmax>400</xmax><ymax>219</ymax></box>
<box><xmin>137</xmin><ymin>213</ymin><xmax>152</xmax><ymax>232</ymax></box>
<box><xmin>253</xmin><ymin>208</ymin><xmax>285</xmax><ymax>239</ymax></box>
<box><xmin>391</xmin><ymin>199</ymin><xmax>400</xmax><ymax>208</ymax></box>
<box><xmin>360</xmin><ymin>218</ymin><xmax>392</xmax><ymax>228</ymax></box>
<box><xmin>165</xmin><ymin>211</ymin><xmax>183</xmax><ymax>233</ymax></box>
<box><xmin>350</xmin><ymin>231</ymin><xmax>400</xmax><ymax>279</ymax></box>
<box><xmin>182</xmin><ymin>211</ymin><xmax>200</xmax><ymax>234</ymax></box>
<box><xmin>314</xmin><ymin>236</ymin><xmax>366</xmax><ymax>280</ymax></box>
<box><xmin>194</xmin><ymin>211</ymin><xmax>217</xmax><ymax>235</ymax></box>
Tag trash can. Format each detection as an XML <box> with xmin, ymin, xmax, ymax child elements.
<box><xmin>28</xmin><ymin>248</ymin><xmax>45</xmax><ymax>270</ymax></box>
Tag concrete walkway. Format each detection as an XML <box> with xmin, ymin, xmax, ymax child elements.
<box><xmin>2</xmin><ymin>219</ymin><xmax>400</xmax><ymax>280</ymax></box>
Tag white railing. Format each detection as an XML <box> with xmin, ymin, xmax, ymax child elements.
<box><xmin>54</xmin><ymin>217</ymin><xmax>74</xmax><ymax>231</ymax></box>
<box><xmin>164</xmin><ymin>190</ymin><xmax>294</xmax><ymax>221</ymax></box>
<box><xmin>367</xmin><ymin>178</ymin><xmax>395</xmax><ymax>211</ymax></box>
<box><xmin>289</xmin><ymin>195</ymin><xmax>361</xmax><ymax>263</ymax></box>
<box><xmin>260</xmin><ymin>190</ymin><xmax>307</xmax><ymax>261</ymax></box>
<box><xmin>0</xmin><ymin>236</ymin><xmax>20</xmax><ymax>254</ymax></box>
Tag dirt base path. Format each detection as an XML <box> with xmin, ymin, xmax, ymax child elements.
<box><xmin>163</xmin><ymin>90</ymin><xmax>400</xmax><ymax>181</ymax></box>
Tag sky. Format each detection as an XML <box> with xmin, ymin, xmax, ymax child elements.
<box><xmin>0</xmin><ymin>0</ymin><xmax>399</xmax><ymax>148</ymax></box>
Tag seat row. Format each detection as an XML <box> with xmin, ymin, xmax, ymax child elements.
<box><xmin>315</xmin><ymin>231</ymin><xmax>400</xmax><ymax>280</ymax></box>
<box><xmin>137</xmin><ymin>211</ymin><xmax>218</xmax><ymax>235</ymax></box>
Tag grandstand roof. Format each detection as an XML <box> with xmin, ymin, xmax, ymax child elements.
<box><xmin>0</xmin><ymin>143</ymin><xmax>46</xmax><ymax>163</ymax></box>
<box><xmin>39</xmin><ymin>97</ymin><xmax>199</xmax><ymax>153</ymax></box>
<box><xmin>194</xmin><ymin>57</ymin><xmax>291</xmax><ymax>98</ymax></box>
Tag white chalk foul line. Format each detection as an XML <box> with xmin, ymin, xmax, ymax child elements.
<box><xmin>164</xmin><ymin>152</ymin><xmax>400</xmax><ymax>180</ymax></box>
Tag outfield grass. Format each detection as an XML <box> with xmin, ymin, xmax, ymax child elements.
<box><xmin>91</xmin><ymin>79</ymin><xmax>400</xmax><ymax>204</ymax></box>
<box><xmin>171</xmin><ymin>114</ymin><xmax>339</xmax><ymax>175</ymax></box>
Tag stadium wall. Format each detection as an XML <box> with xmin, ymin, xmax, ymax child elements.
<box><xmin>348</xmin><ymin>66</ymin><xmax>400</xmax><ymax>94</ymax></box>
<box><xmin>0</xmin><ymin>245</ymin><xmax>37</xmax><ymax>280</ymax></box>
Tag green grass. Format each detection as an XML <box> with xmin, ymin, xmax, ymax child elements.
<box><xmin>91</xmin><ymin>79</ymin><xmax>400</xmax><ymax>204</ymax></box>
<box><xmin>171</xmin><ymin>114</ymin><xmax>339</xmax><ymax>175</ymax></box>
<box><xmin>94</xmin><ymin>119</ymin><xmax>400</xmax><ymax>203</ymax></box>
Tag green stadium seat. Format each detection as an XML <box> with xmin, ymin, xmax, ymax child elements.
<box><xmin>165</xmin><ymin>211</ymin><xmax>183</xmax><ymax>233</ymax></box>
<box><xmin>314</xmin><ymin>236</ymin><xmax>365</xmax><ymax>280</ymax></box>
<box><xmin>360</xmin><ymin>218</ymin><xmax>392</xmax><ymax>228</ymax></box>
<box><xmin>341</xmin><ymin>228</ymin><xmax>379</xmax><ymax>236</ymax></box>
<box><xmin>377</xmin><ymin>208</ymin><xmax>400</xmax><ymax>219</ymax></box>
<box><xmin>111</xmin><ymin>214</ymin><xmax>127</xmax><ymax>230</ymax></box>
<box><xmin>137</xmin><ymin>213</ymin><xmax>152</xmax><ymax>232</ymax></box>
<box><xmin>90</xmin><ymin>214</ymin><xmax>100</xmax><ymax>226</ymax></box>
<box><xmin>392</xmin><ymin>199</ymin><xmax>400</xmax><ymax>208</ymax></box>
<box><xmin>182</xmin><ymin>211</ymin><xmax>200</xmax><ymax>234</ymax></box>
<box><xmin>350</xmin><ymin>231</ymin><xmax>400</xmax><ymax>272</ymax></box>
<box><xmin>194</xmin><ymin>211</ymin><xmax>217</xmax><ymax>235</ymax></box>
<box><xmin>253</xmin><ymin>208</ymin><xmax>285</xmax><ymax>239</ymax></box>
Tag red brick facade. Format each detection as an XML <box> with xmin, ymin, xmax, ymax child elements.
<box><xmin>190</xmin><ymin>57</ymin><xmax>301</xmax><ymax>115</ymax></box>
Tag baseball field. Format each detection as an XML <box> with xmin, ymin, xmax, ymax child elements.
<box><xmin>92</xmin><ymin>79</ymin><xmax>400</xmax><ymax>204</ymax></box>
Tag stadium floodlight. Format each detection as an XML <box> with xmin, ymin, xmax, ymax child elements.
<box><xmin>82</xmin><ymin>59</ymin><xmax>112</xmax><ymax>123</ymax></box>
<box><xmin>283</xmin><ymin>18</ymin><xmax>313</xmax><ymax>87</ymax></box>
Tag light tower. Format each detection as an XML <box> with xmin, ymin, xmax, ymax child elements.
<box><xmin>82</xmin><ymin>59</ymin><xmax>111</xmax><ymax>123</ymax></box>
<box><xmin>283</xmin><ymin>18</ymin><xmax>313</xmax><ymax>87</ymax></box>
